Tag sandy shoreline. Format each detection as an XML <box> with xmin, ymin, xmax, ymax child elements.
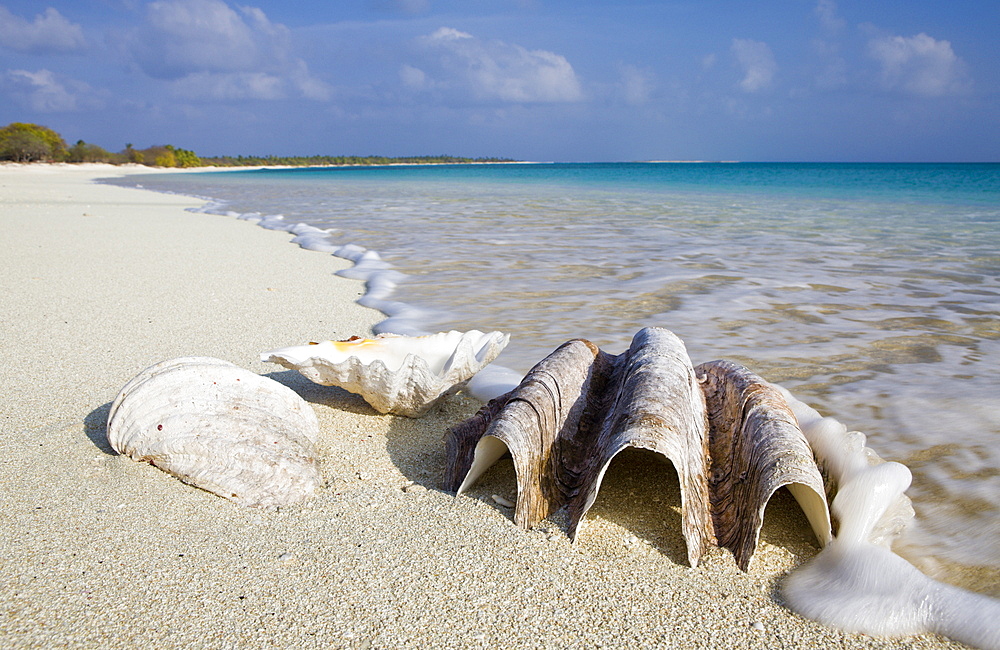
<box><xmin>0</xmin><ymin>164</ymin><xmax>963</xmax><ymax>648</ymax></box>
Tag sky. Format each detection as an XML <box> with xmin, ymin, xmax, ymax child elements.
<box><xmin>0</xmin><ymin>0</ymin><xmax>997</xmax><ymax>162</ymax></box>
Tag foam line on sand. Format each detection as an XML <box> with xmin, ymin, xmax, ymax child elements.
<box><xmin>0</xmin><ymin>164</ymin><xmax>964</xmax><ymax>648</ymax></box>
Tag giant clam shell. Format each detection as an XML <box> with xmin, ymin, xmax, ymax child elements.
<box><xmin>260</xmin><ymin>330</ymin><xmax>510</xmax><ymax>417</ymax></box>
<box><xmin>445</xmin><ymin>327</ymin><xmax>831</xmax><ymax>570</ymax></box>
<box><xmin>107</xmin><ymin>357</ymin><xmax>322</xmax><ymax>507</ymax></box>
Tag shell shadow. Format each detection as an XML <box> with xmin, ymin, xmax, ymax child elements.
<box><xmin>449</xmin><ymin>453</ymin><xmax>519</xmax><ymax>525</ymax></box>
<box><xmin>265</xmin><ymin>368</ymin><xmax>483</xmax><ymax>494</ymax></box>
<box><xmin>383</xmin><ymin>392</ymin><xmax>484</xmax><ymax>493</ymax></box>
<box><xmin>84</xmin><ymin>401</ymin><xmax>117</xmax><ymax>456</ymax></box>
<box><xmin>757</xmin><ymin>487</ymin><xmax>825</xmax><ymax>564</ymax></box>
<box><xmin>262</xmin><ymin>369</ymin><xmax>378</xmax><ymax>416</ymax></box>
<box><xmin>581</xmin><ymin>447</ymin><xmax>689</xmax><ymax>566</ymax></box>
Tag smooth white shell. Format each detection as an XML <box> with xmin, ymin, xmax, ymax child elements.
<box><xmin>260</xmin><ymin>330</ymin><xmax>510</xmax><ymax>417</ymax></box>
<box><xmin>107</xmin><ymin>357</ymin><xmax>322</xmax><ymax>507</ymax></box>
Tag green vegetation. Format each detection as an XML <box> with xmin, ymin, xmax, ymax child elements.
<box><xmin>0</xmin><ymin>123</ymin><xmax>68</xmax><ymax>162</ymax></box>
<box><xmin>0</xmin><ymin>122</ymin><xmax>512</xmax><ymax>168</ymax></box>
<box><xmin>67</xmin><ymin>140</ymin><xmax>113</xmax><ymax>163</ymax></box>
<box><xmin>199</xmin><ymin>154</ymin><xmax>515</xmax><ymax>166</ymax></box>
<box><xmin>128</xmin><ymin>144</ymin><xmax>202</xmax><ymax>168</ymax></box>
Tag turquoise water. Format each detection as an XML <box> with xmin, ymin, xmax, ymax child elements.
<box><xmin>112</xmin><ymin>163</ymin><xmax>1000</xmax><ymax>592</ymax></box>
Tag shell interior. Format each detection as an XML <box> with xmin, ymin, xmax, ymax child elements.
<box><xmin>261</xmin><ymin>330</ymin><xmax>510</xmax><ymax>417</ymax></box>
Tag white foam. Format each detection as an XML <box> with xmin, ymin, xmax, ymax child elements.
<box><xmin>290</xmin><ymin>232</ymin><xmax>341</xmax><ymax>253</ymax></box>
<box><xmin>336</xmin><ymin>250</ymin><xmax>394</xmax><ymax>280</ymax></box>
<box><xmin>257</xmin><ymin>214</ymin><xmax>290</xmax><ymax>230</ymax></box>
<box><xmin>779</xmin><ymin>389</ymin><xmax>1000</xmax><ymax>649</ymax></box>
<box><xmin>289</xmin><ymin>223</ymin><xmax>331</xmax><ymax>237</ymax></box>
<box><xmin>466</xmin><ymin>365</ymin><xmax>524</xmax><ymax>402</ymax></box>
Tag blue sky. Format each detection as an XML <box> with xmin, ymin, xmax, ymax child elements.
<box><xmin>1</xmin><ymin>0</ymin><xmax>997</xmax><ymax>161</ymax></box>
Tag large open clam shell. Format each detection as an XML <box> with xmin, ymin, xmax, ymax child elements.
<box><xmin>445</xmin><ymin>327</ymin><xmax>831</xmax><ymax>570</ymax></box>
<box><xmin>260</xmin><ymin>330</ymin><xmax>510</xmax><ymax>417</ymax></box>
<box><xmin>107</xmin><ymin>357</ymin><xmax>322</xmax><ymax>507</ymax></box>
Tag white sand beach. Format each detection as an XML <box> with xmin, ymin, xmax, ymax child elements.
<box><xmin>0</xmin><ymin>164</ymin><xmax>965</xmax><ymax>648</ymax></box>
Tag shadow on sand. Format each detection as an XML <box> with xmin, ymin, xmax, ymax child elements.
<box><xmin>84</xmin><ymin>401</ymin><xmax>117</xmax><ymax>455</ymax></box>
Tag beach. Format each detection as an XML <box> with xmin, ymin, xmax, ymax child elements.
<box><xmin>0</xmin><ymin>164</ymin><xmax>968</xmax><ymax>648</ymax></box>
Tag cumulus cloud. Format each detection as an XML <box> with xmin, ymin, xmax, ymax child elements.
<box><xmin>731</xmin><ymin>39</ymin><xmax>776</xmax><ymax>92</ymax></box>
<box><xmin>0</xmin><ymin>6</ymin><xmax>86</xmax><ymax>54</ymax></box>
<box><xmin>868</xmin><ymin>32</ymin><xmax>971</xmax><ymax>97</ymax></box>
<box><xmin>414</xmin><ymin>27</ymin><xmax>583</xmax><ymax>103</ymax></box>
<box><xmin>1</xmin><ymin>68</ymin><xmax>100</xmax><ymax>112</ymax></box>
<box><xmin>133</xmin><ymin>0</ymin><xmax>279</xmax><ymax>79</ymax></box>
<box><xmin>129</xmin><ymin>0</ymin><xmax>330</xmax><ymax>101</ymax></box>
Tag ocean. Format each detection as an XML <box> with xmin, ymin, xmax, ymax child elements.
<box><xmin>108</xmin><ymin>162</ymin><xmax>1000</xmax><ymax>598</ymax></box>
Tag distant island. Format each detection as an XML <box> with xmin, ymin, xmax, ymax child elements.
<box><xmin>0</xmin><ymin>122</ymin><xmax>515</xmax><ymax>168</ymax></box>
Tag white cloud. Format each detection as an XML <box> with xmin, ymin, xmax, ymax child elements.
<box><xmin>399</xmin><ymin>64</ymin><xmax>427</xmax><ymax>89</ymax></box>
<box><xmin>814</xmin><ymin>0</ymin><xmax>845</xmax><ymax>34</ymax></box>
<box><xmin>868</xmin><ymin>33</ymin><xmax>971</xmax><ymax>97</ymax></box>
<box><xmin>428</xmin><ymin>27</ymin><xmax>473</xmax><ymax>42</ymax></box>
<box><xmin>134</xmin><ymin>0</ymin><xmax>276</xmax><ymax>79</ymax></box>
<box><xmin>129</xmin><ymin>0</ymin><xmax>330</xmax><ymax>101</ymax></box>
<box><xmin>1</xmin><ymin>68</ymin><xmax>99</xmax><ymax>112</ymax></box>
<box><xmin>619</xmin><ymin>64</ymin><xmax>654</xmax><ymax>105</ymax></box>
<box><xmin>415</xmin><ymin>27</ymin><xmax>583</xmax><ymax>103</ymax></box>
<box><xmin>169</xmin><ymin>63</ymin><xmax>332</xmax><ymax>102</ymax></box>
<box><xmin>289</xmin><ymin>60</ymin><xmax>332</xmax><ymax>101</ymax></box>
<box><xmin>732</xmin><ymin>39</ymin><xmax>776</xmax><ymax>92</ymax></box>
<box><xmin>170</xmin><ymin>71</ymin><xmax>285</xmax><ymax>101</ymax></box>
<box><xmin>0</xmin><ymin>6</ymin><xmax>86</xmax><ymax>54</ymax></box>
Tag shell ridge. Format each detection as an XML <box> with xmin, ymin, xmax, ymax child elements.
<box><xmin>107</xmin><ymin>357</ymin><xmax>322</xmax><ymax>507</ymax></box>
<box><xmin>261</xmin><ymin>330</ymin><xmax>510</xmax><ymax>417</ymax></box>
<box><xmin>446</xmin><ymin>329</ymin><xmax>830</xmax><ymax>571</ymax></box>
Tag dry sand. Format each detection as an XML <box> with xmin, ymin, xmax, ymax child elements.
<box><xmin>0</xmin><ymin>164</ymin><xmax>963</xmax><ymax>648</ymax></box>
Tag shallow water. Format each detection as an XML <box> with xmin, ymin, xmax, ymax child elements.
<box><xmin>111</xmin><ymin>163</ymin><xmax>1000</xmax><ymax>593</ymax></box>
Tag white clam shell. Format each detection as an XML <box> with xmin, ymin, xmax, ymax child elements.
<box><xmin>106</xmin><ymin>357</ymin><xmax>322</xmax><ymax>507</ymax></box>
<box><xmin>260</xmin><ymin>330</ymin><xmax>510</xmax><ymax>417</ymax></box>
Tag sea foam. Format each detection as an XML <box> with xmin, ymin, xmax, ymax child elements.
<box><xmin>780</xmin><ymin>390</ymin><xmax>1000</xmax><ymax>649</ymax></box>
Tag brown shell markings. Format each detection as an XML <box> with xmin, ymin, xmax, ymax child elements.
<box><xmin>444</xmin><ymin>327</ymin><xmax>832</xmax><ymax>570</ymax></box>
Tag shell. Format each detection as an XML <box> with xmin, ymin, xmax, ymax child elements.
<box><xmin>106</xmin><ymin>357</ymin><xmax>322</xmax><ymax>507</ymax></box>
<box><xmin>260</xmin><ymin>330</ymin><xmax>510</xmax><ymax>417</ymax></box>
<box><xmin>444</xmin><ymin>327</ymin><xmax>832</xmax><ymax>570</ymax></box>
<box><xmin>696</xmin><ymin>359</ymin><xmax>832</xmax><ymax>570</ymax></box>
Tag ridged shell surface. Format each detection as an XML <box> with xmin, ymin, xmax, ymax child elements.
<box><xmin>107</xmin><ymin>357</ymin><xmax>322</xmax><ymax>507</ymax></box>
<box><xmin>260</xmin><ymin>330</ymin><xmax>510</xmax><ymax>417</ymax></box>
<box><xmin>445</xmin><ymin>327</ymin><xmax>832</xmax><ymax>570</ymax></box>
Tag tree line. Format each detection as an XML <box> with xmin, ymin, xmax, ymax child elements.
<box><xmin>0</xmin><ymin>122</ymin><xmax>514</xmax><ymax>168</ymax></box>
<box><xmin>0</xmin><ymin>123</ymin><xmax>201</xmax><ymax>167</ymax></box>
<box><xmin>200</xmin><ymin>154</ymin><xmax>515</xmax><ymax>166</ymax></box>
